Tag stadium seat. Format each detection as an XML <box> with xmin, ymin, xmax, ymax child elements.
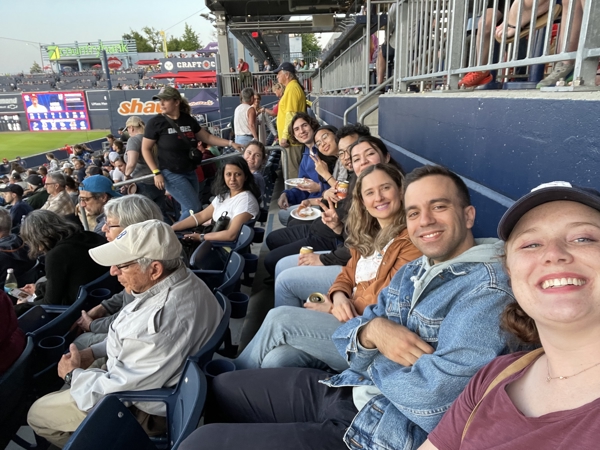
<box><xmin>63</xmin><ymin>359</ymin><xmax>208</xmax><ymax>450</ymax></box>
<box><xmin>0</xmin><ymin>337</ymin><xmax>36</xmax><ymax>449</ymax></box>
<box><xmin>188</xmin><ymin>291</ymin><xmax>231</xmax><ymax>367</ymax></box>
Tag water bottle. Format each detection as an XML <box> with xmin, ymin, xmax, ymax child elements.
<box><xmin>4</xmin><ymin>268</ymin><xmax>18</xmax><ymax>293</ymax></box>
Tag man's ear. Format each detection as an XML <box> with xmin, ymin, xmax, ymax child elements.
<box><xmin>150</xmin><ymin>261</ymin><xmax>165</xmax><ymax>280</ymax></box>
<box><xmin>464</xmin><ymin>205</ymin><xmax>476</xmax><ymax>230</ymax></box>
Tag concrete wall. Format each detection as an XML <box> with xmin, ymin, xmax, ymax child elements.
<box><xmin>378</xmin><ymin>91</ymin><xmax>600</xmax><ymax>238</ymax></box>
<box><xmin>317</xmin><ymin>95</ymin><xmax>358</xmax><ymax>128</ymax></box>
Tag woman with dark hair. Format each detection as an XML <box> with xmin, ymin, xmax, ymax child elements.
<box><xmin>243</xmin><ymin>140</ymin><xmax>267</xmax><ymax>197</ymax></box>
<box><xmin>235</xmin><ymin>164</ymin><xmax>421</xmax><ymax>371</ymax></box>
<box><xmin>14</xmin><ymin>210</ymin><xmax>106</xmax><ymax>316</ymax></box>
<box><xmin>142</xmin><ymin>86</ymin><xmax>243</xmax><ymax>221</ymax></box>
<box><xmin>420</xmin><ymin>182</ymin><xmax>600</xmax><ymax>450</ymax></box>
<box><xmin>172</xmin><ymin>156</ymin><xmax>260</xmax><ymax>242</ymax></box>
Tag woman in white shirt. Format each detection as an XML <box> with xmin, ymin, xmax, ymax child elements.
<box><xmin>172</xmin><ymin>156</ymin><xmax>260</xmax><ymax>242</ymax></box>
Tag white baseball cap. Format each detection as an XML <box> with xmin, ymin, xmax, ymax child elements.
<box><xmin>89</xmin><ymin>220</ymin><xmax>182</xmax><ymax>266</ymax></box>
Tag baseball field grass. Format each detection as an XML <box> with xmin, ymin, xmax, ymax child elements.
<box><xmin>0</xmin><ymin>130</ymin><xmax>109</xmax><ymax>160</ymax></box>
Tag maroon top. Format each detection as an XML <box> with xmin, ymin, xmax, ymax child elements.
<box><xmin>429</xmin><ymin>351</ymin><xmax>600</xmax><ymax>450</ymax></box>
<box><xmin>0</xmin><ymin>291</ymin><xmax>25</xmax><ymax>374</ymax></box>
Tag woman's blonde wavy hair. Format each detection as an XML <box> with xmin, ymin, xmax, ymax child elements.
<box><xmin>345</xmin><ymin>163</ymin><xmax>406</xmax><ymax>258</ymax></box>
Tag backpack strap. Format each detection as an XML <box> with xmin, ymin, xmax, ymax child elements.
<box><xmin>461</xmin><ymin>347</ymin><xmax>545</xmax><ymax>442</ymax></box>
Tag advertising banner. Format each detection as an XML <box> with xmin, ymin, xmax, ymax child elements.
<box><xmin>86</xmin><ymin>90</ymin><xmax>110</xmax><ymax>110</ymax></box>
<box><xmin>22</xmin><ymin>91</ymin><xmax>91</xmax><ymax>131</ymax></box>
<box><xmin>109</xmin><ymin>88</ymin><xmax>220</xmax><ymax>132</ymax></box>
<box><xmin>159</xmin><ymin>57</ymin><xmax>216</xmax><ymax>73</ymax></box>
<box><xmin>0</xmin><ymin>94</ymin><xmax>25</xmax><ymax>113</ymax></box>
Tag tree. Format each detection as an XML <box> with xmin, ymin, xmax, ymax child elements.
<box><xmin>142</xmin><ymin>27</ymin><xmax>164</xmax><ymax>52</ymax></box>
<box><xmin>30</xmin><ymin>61</ymin><xmax>42</xmax><ymax>74</ymax></box>
<box><xmin>123</xmin><ymin>30</ymin><xmax>153</xmax><ymax>53</ymax></box>
<box><xmin>180</xmin><ymin>23</ymin><xmax>201</xmax><ymax>51</ymax></box>
<box><xmin>302</xmin><ymin>33</ymin><xmax>321</xmax><ymax>54</ymax></box>
<box><xmin>167</xmin><ymin>37</ymin><xmax>184</xmax><ymax>52</ymax></box>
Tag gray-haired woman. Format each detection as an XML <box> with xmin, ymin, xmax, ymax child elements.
<box><xmin>73</xmin><ymin>195</ymin><xmax>164</xmax><ymax>348</ymax></box>
<box><xmin>14</xmin><ymin>210</ymin><xmax>106</xmax><ymax>316</ymax></box>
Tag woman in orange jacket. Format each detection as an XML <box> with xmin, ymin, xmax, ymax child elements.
<box><xmin>235</xmin><ymin>163</ymin><xmax>422</xmax><ymax>371</ymax></box>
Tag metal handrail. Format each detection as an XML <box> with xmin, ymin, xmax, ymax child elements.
<box><xmin>343</xmin><ymin>76</ymin><xmax>395</xmax><ymax>125</ymax></box>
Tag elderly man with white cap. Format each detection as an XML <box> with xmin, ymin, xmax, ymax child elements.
<box><xmin>27</xmin><ymin>220</ymin><xmax>223</xmax><ymax>448</ymax></box>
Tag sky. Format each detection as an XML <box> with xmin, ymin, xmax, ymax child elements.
<box><xmin>0</xmin><ymin>0</ymin><xmax>216</xmax><ymax>74</ymax></box>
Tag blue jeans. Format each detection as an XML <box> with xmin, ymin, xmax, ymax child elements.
<box><xmin>162</xmin><ymin>169</ymin><xmax>201</xmax><ymax>221</ymax></box>
<box><xmin>235</xmin><ymin>135</ymin><xmax>254</xmax><ymax>146</ymax></box>
<box><xmin>275</xmin><ymin>256</ymin><xmax>342</xmax><ymax>308</ymax></box>
<box><xmin>234</xmin><ymin>306</ymin><xmax>349</xmax><ymax>372</ymax></box>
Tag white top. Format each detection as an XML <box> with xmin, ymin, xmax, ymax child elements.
<box><xmin>110</xmin><ymin>168</ymin><xmax>126</xmax><ymax>183</ymax></box>
<box><xmin>233</xmin><ymin>103</ymin><xmax>255</xmax><ymax>137</ymax></box>
<box><xmin>354</xmin><ymin>239</ymin><xmax>395</xmax><ymax>285</ymax></box>
<box><xmin>211</xmin><ymin>190</ymin><xmax>260</xmax><ymax>222</ymax></box>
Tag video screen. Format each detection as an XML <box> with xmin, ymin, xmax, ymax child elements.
<box><xmin>22</xmin><ymin>91</ymin><xmax>91</xmax><ymax>131</ymax></box>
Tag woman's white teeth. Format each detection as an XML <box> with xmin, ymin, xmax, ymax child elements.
<box><xmin>541</xmin><ymin>278</ymin><xmax>586</xmax><ymax>289</ymax></box>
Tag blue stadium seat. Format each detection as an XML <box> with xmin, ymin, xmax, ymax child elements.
<box><xmin>64</xmin><ymin>359</ymin><xmax>208</xmax><ymax>450</ymax></box>
<box><xmin>188</xmin><ymin>291</ymin><xmax>231</xmax><ymax>367</ymax></box>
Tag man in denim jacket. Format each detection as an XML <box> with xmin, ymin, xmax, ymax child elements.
<box><xmin>179</xmin><ymin>165</ymin><xmax>514</xmax><ymax>450</ymax></box>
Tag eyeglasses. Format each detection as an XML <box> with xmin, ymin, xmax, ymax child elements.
<box><xmin>338</xmin><ymin>150</ymin><xmax>348</xmax><ymax>157</ymax></box>
<box><xmin>103</xmin><ymin>222</ymin><xmax>121</xmax><ymax>229</ymax></box>
<box><xmin>44</xmin><ymin>182</ymin><xmax>57</xmax><ymax>187</ymax></box>
<box><xmin>315</xmin><ymin>133</ymin><xmax>331</xmax><ymax>149</ymax></box>
<box><xmin>78</xmin><ymin>196</ymin><xmax>94</xmax><ymax>203</ymax></box>
<box><xmin>115</xmin><ymin>260</ymin><xmax>139</xmax><ymax>271</ymax></box>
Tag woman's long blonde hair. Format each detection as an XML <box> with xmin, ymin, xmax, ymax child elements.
<box><xmin>345</xmin><ymin>164</ymin><xmax>406</xmax><ymax>258</ymax></box>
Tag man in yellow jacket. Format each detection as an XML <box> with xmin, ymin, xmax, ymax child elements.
<box><xmin>274</xmin><ymin>62</ymin><xmax>306</xmax><ymax>179</ymax></box>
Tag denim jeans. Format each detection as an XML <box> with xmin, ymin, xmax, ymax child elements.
<box><xmin>278</xmin><ymin>207</ymin><xmax>294</xmax><ymax>226</ymax></box>
<box><xmin>162</xmin><ymin>169</ymin><xmax>201</xmax><ymax>221</ymax></box>
<box><xmin>234</xmin><ymin>135</ymin><xmax>254</xmax><ymax>146</ymax></box>
<box><xmin>275</xmin><ymin>256</ymin><xmax>342</xmax><ymax>308</ymax></box>
<box><xmin>234</xmin><ymin>306</ymin><xmax>349</xmax><ymax>372</ymax></box>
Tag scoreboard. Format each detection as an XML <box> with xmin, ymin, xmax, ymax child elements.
<box><xmin>22</xmin><ymin>91</ymin><xmax>91</xmax><ymax>131</ymax></box>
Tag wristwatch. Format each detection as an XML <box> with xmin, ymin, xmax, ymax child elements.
<box><xmin>64</xmin><ymin>370</ymin><xmax>74</xmax><ymax>386</ymax></box>
<box><xmin>200</xmin><ymin>233</ymin><xmax>205</xmax><ymax>242</ymax></box>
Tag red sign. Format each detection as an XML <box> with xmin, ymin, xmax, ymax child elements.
<box><xmin>107</xmin><ymin>56</ymin><xmax>123</xmax><ymax>69</ymax></box>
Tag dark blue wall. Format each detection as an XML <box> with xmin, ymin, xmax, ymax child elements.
<box><xmin>378</xmin><ymin>94</ymin><xmax>600</xmax><ymax>238</ymax></box>
<box><xmin>318</xmin><ymin>96</ymin><xmax>357</xmax><ymax>128</ymax></box>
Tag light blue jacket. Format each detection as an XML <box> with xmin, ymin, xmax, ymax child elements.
<box><xmin>322</xmin><ymin>239</ymin><xmax>514</xmax><ymax>450</ymax></box>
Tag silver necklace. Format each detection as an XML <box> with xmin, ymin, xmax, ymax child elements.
<box><xmin>546</xmin><ymin>359</ymin><xmax>600</xmax><ymax>382</ymax></box>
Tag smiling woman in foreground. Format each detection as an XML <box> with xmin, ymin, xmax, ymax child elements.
<box><xmin>420</xmin><ymin>181</ymin><xmax>600</xmax><ymax>450</ymax></box>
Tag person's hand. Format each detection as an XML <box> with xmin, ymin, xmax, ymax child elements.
<box><xmin>320</xmin><ymin>199</ymin><xmax>342</xmax><ymax>233</ymax></box>
<box><xmin>297</xmin><ymin>179</ymin><xmax>321</xmax><ymax>193</ymax></box>
<box><xmin>278</xmin><ymin>193</ymin><xmax>289</xmax><ymax>210</ymax></box>
<box><xmin>309</xmin><ymin>152</ymin><xmax>330</xmax><ymax>180</ymax></box>
<box><xmin>58</xmin><ymin>344</ymin><xmax>82</xmax><ymax>379</ymax></box>
<box><xmin>183</xmin><ymin>233</ymin><xmax>202</xmax><ymax>242</ymax></box>
<box><xmin>76</xmin><ymin>310</ymin><xmax>94</xmax><ymax>332</ymax></box>
<box><xmin>119</xmin><ymin>186</ymin><xmax>128</xmax><ymax>194</ymax></box>
<box><xmin>21</xmin><ymin>283</ymin><xmax>36</xmax><ymax>295</ymax></box>
<box><xmin>232</xmin><ymin>143</ymin><xmax>243</xmax><ymax>152</ymax></box>
<box><xmin>331</xmin><ymin>293</ymin><xmax>358</xmax><ymax>322</ymax></box>
<box><xmin>322</xmin><ymin>187</ymin><xmax>341</xmax><ymax>204</ymax></box>
<box><xmin>298</xmin><ymin>253</ymin><xmax>323</xmax><ymax>266</ymax></box>
<box><xmin>358</xmin><ymin>318</ymin><xmax>435</xmax><ymax>366</ymax></box>
<box><xmin>153</xmin><ymin>173</ymin><xmax>165</xmax><ymax>190</ymax></box>
<box><xmin>280</xmin><ymin>138</ymin><xmax>289</xmax><ymax>148</ymax></box>
<box><xmin>303</xmin><ymin>294</ymin><xmax>333</xmax><ymax>314</ymax></box>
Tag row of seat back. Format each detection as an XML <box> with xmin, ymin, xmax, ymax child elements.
<box><xmin>63</xmin><ymin>291</ymin><xmax>232</xmax><ymax>450</ymax></box>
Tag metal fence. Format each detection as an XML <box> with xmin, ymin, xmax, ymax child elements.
<box><xmin>392</xmin><ymin>0</ymin><xmax>600</xmax><ymax>91</ymax></box>
<box><xmin>313</xmin><ymin>0</ymin><xmax>600</xmax><ymax>93</ymax></box>
<box><xmin>317</xmin><ymin>38</ymin><xmax>368</xmax><ymax>93</ymax></box>
<box><xmin>220</xmin><ymin>72</ymin><xmax>314</xmax><ymax>96</ymax></box>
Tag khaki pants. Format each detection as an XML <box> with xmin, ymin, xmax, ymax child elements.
<box><xmin>28</xmin><ymin>389</ymin><xmax>88</xmax><ymax>448</ymax></box>
<box><xmin>286</xmin><ymin>145</ymin><xmax>304</xmax><ymax>179</ymax></box>
<box><xmin>28</xmin><ymin>388</ymin><xmax>167</xmax><ymax>448</ymax></box>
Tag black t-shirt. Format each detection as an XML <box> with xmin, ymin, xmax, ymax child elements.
<box><xmin>144</xmin><ymin>113</ymin><xmax>201</xmax><ymax>174</ymax></box>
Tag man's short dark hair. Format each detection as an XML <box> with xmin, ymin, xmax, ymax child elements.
<box><xmin>106</xmin><ymin>134</ymin><xmax>115</xmax><ymax>140</ymax></box>
<box><xmin>336</xmin><ymin>123</ymin><xmax>371</xmax><ymax>140</ymax></box>
<box><xmin>404</xmin><ymin>165</ymin><xmax>471</xmax><ymax>207</ymax></box>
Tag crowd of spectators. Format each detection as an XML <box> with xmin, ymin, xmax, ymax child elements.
<box><xmin>3</xmin><ymin>50</ymin><xmax>600</xmax><ymax>450</ymax></box>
